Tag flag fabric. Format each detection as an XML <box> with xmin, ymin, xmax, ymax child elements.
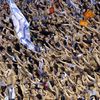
<box><xmin>66</xmin><ymin>0</ymin><xmax>78</xmax><ymax>8</ymax></box>
<box><xmin>7</xmin><ymin>0</ymin><xmax>37</xmax><ymax>52</ymax></box>
<box><xmin>4</xmin><ymin>85</ymin><xmax>15</xmax><ymax>100</ymax></box>
<box><xmin>90</xmin><ymin>0</ymin><xmax>96</xmax><ymax>4</ymax></box>
<box><xmin>65</xmin><ymin>0</ymin><xmax>80</xmax><ymax>13</ymax></box>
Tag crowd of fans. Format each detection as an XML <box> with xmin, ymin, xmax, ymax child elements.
<box><xmin>0</xmin><ymin>0</ymin><xmax>100</xmax><ymax>100</ymax></box>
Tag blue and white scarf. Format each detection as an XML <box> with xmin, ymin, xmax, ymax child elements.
<box><xmin>7</xmin><ymin>0</ymin><xmax>37</xmax><ymax>52</ymax></box>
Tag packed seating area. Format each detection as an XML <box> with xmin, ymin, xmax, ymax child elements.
<box><xmin>0</xmin><ymin>0</ymin><xmax>100</xmax><ymax>100</ymax></box>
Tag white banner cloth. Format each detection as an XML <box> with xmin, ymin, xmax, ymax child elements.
<box><xmin>7</xmin><ymin>0</ymin><xmax>36</xmax><ymax>52</ymax></box>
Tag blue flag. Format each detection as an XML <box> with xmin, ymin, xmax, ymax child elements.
<box><xmin>90</xmin><ymin>0</ymin><xmax>96</xmax><ymax>4</ymax></box>
<box><xmin>65</xmin><ymin>0</ymin><xmax>80</xmax><ymax>13</ymax></box>
<box><xmin>7</xmin><ymin>0</ymin><xmax>37</xmax><ymax>52</ymax></box>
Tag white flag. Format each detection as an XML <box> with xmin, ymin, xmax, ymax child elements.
<box><xmin>7</xmin><ymin>0</ymin><xmax>37</xmax><ymax>52</ymax></box>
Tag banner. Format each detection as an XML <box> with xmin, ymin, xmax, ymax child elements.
<box><xmin>7</xmin><ymin>0</ymin><xmax>37</xmax><ymax>52</ymax></box>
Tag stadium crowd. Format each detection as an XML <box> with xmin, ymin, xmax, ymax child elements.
<box><xmin>0</xmin><ymin>0</ymin><xmax>100</xmax><ymax>100</ymax></box>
